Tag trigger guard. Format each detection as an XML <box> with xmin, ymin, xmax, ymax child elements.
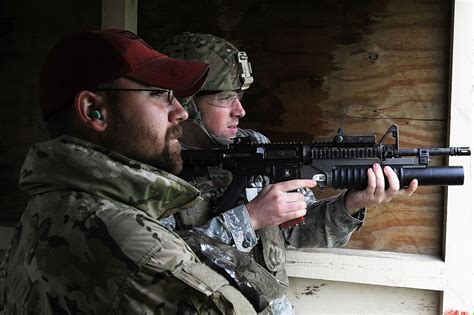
<box><xmin>249</xmin><ymin>175</ymin><xmax>270</xmax><ymax>188</ymax></box>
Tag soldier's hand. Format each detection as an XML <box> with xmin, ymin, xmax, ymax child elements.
<box><xmin>245</xmin><ymin>179</ymin><xmax>317</xmax><ymax>230</ymax></box>
<box><xmin>344</xmin><ymin>163</ymin><xmax>418</xmax><ymax>214</ymax></box>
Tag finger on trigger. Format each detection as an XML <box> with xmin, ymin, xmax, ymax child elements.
<box><xmin>275</xmin><ymin>179</ymin><xmax>317</xmax><ymax>192</ymax></box>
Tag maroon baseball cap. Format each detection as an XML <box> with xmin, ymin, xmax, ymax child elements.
<box><xmin>39</xmin><ymin>29</ymin><xmax>210</xmax><ymax>121</ymax></box>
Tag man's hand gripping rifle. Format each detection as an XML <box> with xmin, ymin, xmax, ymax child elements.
<box><xmin>181</xmin><ymin>125</ymin><xmax>471</xmax><ymax>229</ymax></box>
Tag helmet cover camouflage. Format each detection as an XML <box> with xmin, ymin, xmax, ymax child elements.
<box><xmin>160</xmin><ymin>32</ymin><xmax>253</xmax><ymax>92</ymax></box>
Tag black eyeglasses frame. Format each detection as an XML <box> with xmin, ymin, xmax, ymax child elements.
<box><xmin>93</xmin><ymin>87</ymin><xmax>174</xmax><ymax>104</ymax></box>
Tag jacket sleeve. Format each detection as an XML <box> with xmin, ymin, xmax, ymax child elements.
<box><xmin>283</xmin><ymin>189</ymin><xmax>366</xmax><ymax>248</ymax></box>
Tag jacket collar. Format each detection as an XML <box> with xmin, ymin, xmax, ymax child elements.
<box><xmin>19</xmin><ymin>136</ymin><xmax>201</xmax><ymax>219</ymax></box>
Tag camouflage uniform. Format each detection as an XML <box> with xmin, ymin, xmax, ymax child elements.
<box><xmin>0</xmin><ymin>136</ymin><xmax>256</xmax><ymax>314</ymax></box>
<box><xmin>160</xmin><ymin>33</ymin><xmax>366</xmax><ymax>314</ymax></box>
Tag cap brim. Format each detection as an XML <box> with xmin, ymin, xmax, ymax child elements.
<box><xmin>126</xmin><ymin>56</ymin><xmax>209</xmax><ymax>98</ymax></box>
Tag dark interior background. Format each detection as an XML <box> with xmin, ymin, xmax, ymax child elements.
<box><xmin>0</xmin><ymin>0</ymin><xmax>101</xmax><ymax>225</ymax></box>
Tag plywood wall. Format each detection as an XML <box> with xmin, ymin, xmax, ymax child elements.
<box><xmin>139</xmin><ymin>0</ymin><xmax>453</xmax><ymax>255</ymax></box>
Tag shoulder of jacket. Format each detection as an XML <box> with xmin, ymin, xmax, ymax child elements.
<box><xmin>236</xmin><ymin>129</ymin><xmax>270</xmax><ymax>144</ymax></box>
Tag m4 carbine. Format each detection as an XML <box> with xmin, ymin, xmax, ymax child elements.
<box><xmin>181</xmin><ymin>125</ymin><xmax>470</xmax><ymax>228</ymax></box>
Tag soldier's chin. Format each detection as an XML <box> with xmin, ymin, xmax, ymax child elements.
<box><xmin>228</xmin><ymin>126</ymin><xmax>238</xmax><ymax>136</ymax></box>
<box><xmin>222</xmin><ymin>129</ymin><xmax>238</xmax><ymax>141</ymax></box>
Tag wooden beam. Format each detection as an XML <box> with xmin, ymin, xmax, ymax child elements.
<box><xmin>286</xmin><ymin>248</ymin><xmax>446</xmax><ymax>291</ymax></box>
<box><xmin>441</xmin><ymin>0</ymin><xmax>473</xmax><ymax>312</ymax></box>
<box><xmin>287</xmin><ymin>278</ymin><xmax>439</xmax><ymax>314</ymax></box>
<box><xmin>101</xmin><ymin>0</ymin><xmax>137</xmax><ymax>33</ymax></box>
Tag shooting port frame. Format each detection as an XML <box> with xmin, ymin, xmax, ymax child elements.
<box><xmin>0</xmin><ymin>0</ymin><xmax>465</xmax><ymax>313</ymax></box>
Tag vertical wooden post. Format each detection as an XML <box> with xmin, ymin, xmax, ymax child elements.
<box><xmin>442</xmin><ymin>0</ymin><xmax>473</xmax><ymax>312</ymax></box>
<box><xmin>101</xmin><ymin>0</ymin><xmax>137</xmax><ymax>33</ymax></box>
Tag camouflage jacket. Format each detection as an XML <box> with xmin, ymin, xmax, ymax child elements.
<box><xmin>170</xmin><ymin>120</ymin><xmax>366</xmax><ymax>313</ymax></box>
<box><xmin>0</xmin><ymin>136</ymin><xmax>256</xmax><ymax>314</ymax></box>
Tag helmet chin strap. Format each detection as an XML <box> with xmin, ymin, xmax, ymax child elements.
<box><xmin>208</xmin><ymin>131</ymin><xmax>234</xmax><ymax>146</ymax></box>
<box><xmin>183</xmin><ymin>96</ymin><xmax>234</xmax><ymax>147</ymax></box>
<box><xmin>180</xmin><ymin>118</ymin><xmax>233</xmax><ymax>149</ymax></box>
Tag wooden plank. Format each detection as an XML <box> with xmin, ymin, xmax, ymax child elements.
<box><xmin>441</xmin><ymin>0</ymin><xmax>473</xmax><ymax>312</ymax></box>
<box><xmin>343</xmin><ymin>185</ymin><xmax>444</xmax><ymax>254</ymax></box>
<box><xmin>286</xmin><ymin>248</ymin><xmax>446</xmax><ymax>290</ymax></box>
<box><xmin>472</xmin><ymin>7</ymin><xmax>474</xmax><ymax>312</ymax></box>
<box><xmin>101</xmin><ymin>0</ymin><xmax>137</xmax><ymax>33</ymax></box>
<box><xmin>287</xmin><ymin>278</ymin><xmax>439</xmax><ymax>315</ymax></box>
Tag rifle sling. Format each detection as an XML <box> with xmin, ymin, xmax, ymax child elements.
<box><xmin>215</xmin><ymin>175</ymin><xmax>247</xmax><ymax>214</ymax></box>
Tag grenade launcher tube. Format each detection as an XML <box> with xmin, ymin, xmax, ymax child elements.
<box><xmin>322</xmin><ymin>165</ymin><xmax>465</xmax><ymax>190</ymax></box>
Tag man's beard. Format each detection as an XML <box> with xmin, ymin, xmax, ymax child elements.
<box><xmin>106</xmin><ymin>111</ymin><xmax>184</xmax><ymax>174</ymax></box>
<box><xmin>151</xmin><ymin>125</ymin><xmax>183</xmax><ymax>174</ymax></box>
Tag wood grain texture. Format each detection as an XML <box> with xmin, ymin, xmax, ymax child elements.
<box><xmin>143</xmin><ymin>0</ymin><xmax>453</xmax><ymax>255</ymax></box>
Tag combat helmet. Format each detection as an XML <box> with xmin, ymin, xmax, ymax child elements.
<box><xmin>160</xmin><ymin>33</ymin><xmax>254</xmax><ymax>146</ymax></box>
<box><xmin>160</xmin><ymin>32</ymin><xmax>253</xmax><ymax>94</ymax></box>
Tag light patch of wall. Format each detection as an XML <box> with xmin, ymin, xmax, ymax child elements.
<box><xmin>287</xmin><ymin>277</ymin><xmax>439</xmax><ymax>314</ymax></box>
<box><xmin>471</xmin><ymin>2</ymin><xmax>474</xmax><ymax>310</ymax></box>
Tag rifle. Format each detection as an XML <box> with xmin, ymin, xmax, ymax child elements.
<box><xmin>180</xmin><ymin>124</ymin><xmax>470</xmax><ymax>228</ymax></box>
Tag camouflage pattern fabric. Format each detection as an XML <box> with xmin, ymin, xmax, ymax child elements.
<box><xmin>161</xmin><ymin>32</ymin><xmax>244</xmax><ymax>92</ymax></box>
<box><xmin>161</xmin><ymin>33</ymin><xmax>254</xmax><ymax>123</ymax></box>
<box><xmin>0</xmin><ymin>136</ymin><xmax>256</xmax><ymax>314</ymax></box>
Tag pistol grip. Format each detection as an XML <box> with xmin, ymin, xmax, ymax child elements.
<box><xmin>279</xmin><ymin>216</ymin><xmax>305</xmax><ymax>229</ymax></box>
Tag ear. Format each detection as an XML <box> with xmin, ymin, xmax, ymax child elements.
<box><xmin>74</xmin><ymin>90</ymin><xmax>108</xmax><ymax>132</ymax></box>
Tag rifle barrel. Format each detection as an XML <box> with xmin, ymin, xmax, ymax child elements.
<box><xmin>396</xmin><ymin>147</ymin><xmax>471</xmax><ymax>156</ymax></box>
